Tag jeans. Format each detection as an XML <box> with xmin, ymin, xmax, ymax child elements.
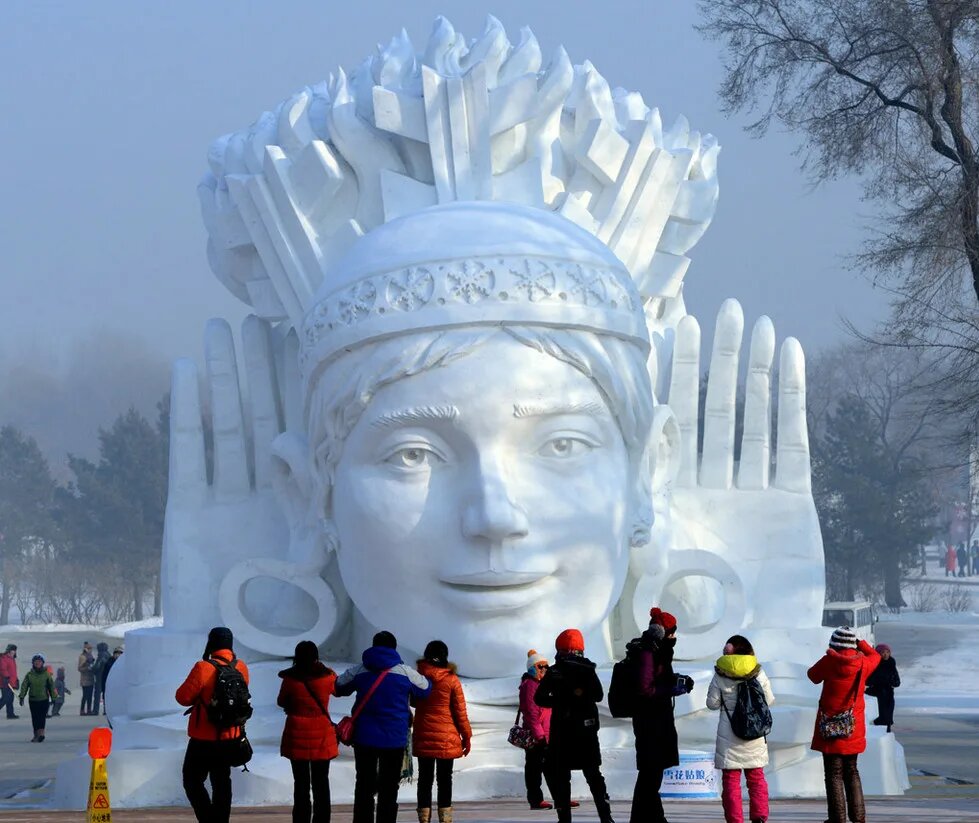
<box><xmin>416</xmin><ymin>757</ymin><xmax>453</xmax><ymax>809</ymax></box>
<box><xmin>551</xmin><ymin>762</ymin><xmax>611</xmax><ymax>823</ymax></box>
<box><xmin>629</xmin><ymin>767</ymin><xmax>665</xmax><ymax>823</ymax></box>
<box><xmin>29</xmin><ymin>699</ymin><xmax>49</xmax><ymax>734</ymax></box>
<box><xmin>353</xmin><ymin>745</ymin><xmax>404</xmax><ymax>823</ymax></box>
<box><xmin>183</xmin><ymin>738</ymin><xmax>233</xmax><ymax>823</ymax></box>
<box><xmin>92</xmin><ymin>681</ymin><xmax>104</xmax><ymax>714</ymax></box>
<box><xmin>0</xmin><ymin>685</ymin><xmax>15</xmax><ymax>718</ymax></box>
<box><xmin>823</xmin><ymin>753</ymin><xmax>865</xmax><ymax>823</ymax></box>
<box><xmin>80</xmin><ymin>684</ymin><xmax>93</xmax><ymax>714</ymax></box>
<box><xmin>524</xmin><ymin>744</ymin><xmax>558</xmax><ymax>806</ymax></box>
<box><xmin>721</xmin><ymin>767</ymin><xmax>769</xmax><ymax>823</ymax></box>
<box><xmin>291</xmin><ymin>759</ymin><xmax>331</xmax><ymax>823</ymax></box>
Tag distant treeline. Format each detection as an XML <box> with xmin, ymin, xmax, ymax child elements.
<box><xmin>0</xmin><ymin>396</ymin><xmax>169</xmax><ymax>625</ymax></box>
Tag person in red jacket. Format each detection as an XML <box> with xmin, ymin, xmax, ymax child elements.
<box><xmin>519</xmin><ymin>649</ymin><xmax>557</xmax><ymax>810</ymax></box>
<box><xmin>278</xmin><ymin>640</ymin><xmax>338</xmax><ymax>823</ymax></box>
<box><xmin>412</xmin><ymin>640</ymin><xmax>472</xmax><ymax>823</ymax></box>
<box><xmin>808</xmin><ymin>626</ymin><xmax>880</xmax><ymax>823</ymax></box>
<box><xmin>175</xmin><ymin>626</ymin><xmax>250</xmax><ymax>823</ymax></box>
<box><xmin>1</xmin><ymin>644</ymin><xmax>18</xmax><ymax>719</ymax></box>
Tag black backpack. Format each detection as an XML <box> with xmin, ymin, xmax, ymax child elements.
<box><xmin>608</xmin><ymin>652</ymin><xmax>640</xmax><ymax>718</ymax></box>
<box><xmin>722</xmin><ymin>677</ymin><xmax>773</xmax><ymax>741</ymax></box>
<box><xmin>205</xmin><ymin>656</ymin><xmax>253</xmax><ymax>729</ymax></box>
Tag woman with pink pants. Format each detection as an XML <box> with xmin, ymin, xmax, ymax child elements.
<box><xmin>706</xmin><ymin>635</ymin><xmax>775</xmax><ymax>823</ymax></box>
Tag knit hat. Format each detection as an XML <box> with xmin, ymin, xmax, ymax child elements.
<box><xmin>424</xmin><ymin>639</ymin><xmax>449</xmax><ymax>666</ymax></box>
<box><xmin>203</xmin><ymin>626</ymin><xmax>234</xmax><ymax>659</ymax></box>
<box><xmin>555</xmin><ymin>628</ymin><xmax>585</xmax><ymax>653</ymax></box>
<box><xmin>373</xmin><ymin>630</ymin><xmax>398</xmax><ymax>649</ymax></box>
<box><xmin>875</xmin><ymin>643</ymin><xmax>891</xmax><ymax>655</ymax></box>
<box><xmin>829</xmin><ymin>626</ymin><xmax>858</xmax><ymax>650</ymax></box>
<box><xmin>649</xmin><ymin>607</ymin><xmax>678</xmax><ymax>633</ymax></box>
<box><xmin>526</xmin><ymin>649</ymin><xmax>547</xmax><ymax>674</ymax></box>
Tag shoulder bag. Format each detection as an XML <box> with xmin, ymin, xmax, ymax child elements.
<box><xmin>336</xmin><ymin>669</ymin><xmax>390</xmax><ymax>745</ymax></box>
<box><xmin>507</xmin><ymin>707</ymin><xmax>535</xmax><ymax>749</ymax></box>
<box><xmin>818</xmin><ymin>668</ymin><xmax>863</xmax><ymax>740</ymax></box>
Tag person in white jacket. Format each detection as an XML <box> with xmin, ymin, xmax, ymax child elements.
<box><xmin>706</xmin><ymin>635</ymin><xmax>775</xmax><ymax>823</ymax></box>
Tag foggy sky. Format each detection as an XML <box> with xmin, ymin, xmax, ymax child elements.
<box><xmin>1</xmin><ymin>1</ymin><xmax>888</xmax><ymax>459</ymax></box>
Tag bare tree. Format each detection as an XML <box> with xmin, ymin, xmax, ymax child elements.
<box><xmin>699</xmin><ymin>0</ymin><xmax>979</xmax><ymax>311</ymax></box>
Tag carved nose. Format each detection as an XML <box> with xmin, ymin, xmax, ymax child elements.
<box><xmin>462</xmin><ymin>470</ymin><xmax>530</xmax><ymax>542</ymax></box>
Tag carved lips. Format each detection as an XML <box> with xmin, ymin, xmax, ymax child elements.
<box><xmin>438</xmin><ymin>569</ymin><xmax>556</xmax><ymax>613</ymax></box>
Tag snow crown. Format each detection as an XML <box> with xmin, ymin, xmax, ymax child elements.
<box><xmin>199</xmin><ymin>15</ymin><xmax>720</xmax><ymax>354</ymax></box>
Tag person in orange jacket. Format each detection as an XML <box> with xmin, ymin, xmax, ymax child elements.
<box><xmin>412</xmin><ymin>640</ymin><xmax>472</xmax><ymax>823</ymax></box>
<box><xmin>175</xmin><ymin>626</ymin><xmax>250</xmax><ymax>823</ymax></box>
<box><xmin>277</xmin><ymin>640</ymin><xmax>338</xmax><ymax>823</ymax></box>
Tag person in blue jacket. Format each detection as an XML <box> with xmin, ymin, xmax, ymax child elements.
<box><xmin>335</xmin><ymin>631</ymin><xmax>431</xmax><ymax>823</ymax></box>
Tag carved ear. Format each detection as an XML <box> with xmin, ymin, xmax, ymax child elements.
<box><xmin>648</xmin><ymin>405</ymin><xmax>681</xmax><ymax>491</ymax></box>
<box><xmin>271</xmin><ymin>432</ymin><xmax>331</xmax><ymax>567</ymax></box>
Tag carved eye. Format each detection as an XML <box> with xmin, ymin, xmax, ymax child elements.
<box><xmin>537</xmin><ymin>436</ymin><xmax>595</xmax><ymax>459</ymax></box>
<box><xmin>384</xmin><ymin>446</ymin><xmax>444</xmax><ymax>470</ymax></box>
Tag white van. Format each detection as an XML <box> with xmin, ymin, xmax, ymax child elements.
<box><xmin>821</xmin><ymin>601</ymin><xmax>877</xmax><ymax>647</ymax></box>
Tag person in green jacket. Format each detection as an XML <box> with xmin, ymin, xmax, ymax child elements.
<box><xmin>18</xmin><ymin>654</ymin><xmax>57</xmax><ymax>742</ymax></box>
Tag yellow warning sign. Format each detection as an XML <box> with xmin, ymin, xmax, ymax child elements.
<box><xmin>86</xmin><ymin>757</ymin><xmax>112</xmax><ymax>823</ymax></box>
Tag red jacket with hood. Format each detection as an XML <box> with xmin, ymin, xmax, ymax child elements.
<box><xmin>277</xmin><ymin>661</ymin><xmax>338</xmax><ymax>761</ymax></box>
<box><xmin>808</xmin><ymin>639</ymin><xmax>880</xmax><ymax>755</ymax></box>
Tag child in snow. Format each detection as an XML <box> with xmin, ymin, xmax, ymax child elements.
<box><xmin>50</xmin><ymin>667</ymin><xmax>70</xmax><ymax>717</ymax></box>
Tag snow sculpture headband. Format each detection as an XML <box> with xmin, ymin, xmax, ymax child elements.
<box><xmin>198</xmin><ymin>16</ymin><xmax>720</xmax><ymax>394</ymax></box>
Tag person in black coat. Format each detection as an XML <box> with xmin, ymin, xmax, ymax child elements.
<box><xmin>534</xmin><ymin>629</ymin><xmax>613</xmax><ymax>823</ymax></box>
<box><xmin>866</xmin><ymin>643</ymin><xmax>900</xmax><ymax>732</ymax></box>
<box><xmin>629</xmin><ymin>608</ymin><xmax>693</xmax><ymax>823</ymax></box>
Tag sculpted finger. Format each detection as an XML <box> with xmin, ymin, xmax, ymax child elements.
<box><xmin>205</xmin><ymin>318</ymin><xmax>251</xmax><ymax>498</ymax></box>
<box><xmin>242</xmin><ymin>315</ymin><xmax>283</xmax><ymax>490</ymax></box>
<box><xmin>668</xmin><ymin>314</ymin><xmax>701</xmax><ymax>487</ymax></box>
<box><xmin>775</xmin><ymin>337</ymin><xmax>812</xmax><ymax>493</ymax></box>
<box><xmin>281</xmin><ymin>329</ymin><xmax>303</xmax><ymax>434</ymax></box>
<box><xmin>700</xmin><ymin>298</ymin><xmax>743</xmax><ymax>489</ymax></box>
<box><xmin>168</xmin><ymin>358</ymin><xmax>207</xmax><ymax>499</ymax></box>
<box><xmin>737</xmin><ymin>316</ymin><xmax>775</xmax><ymax>490</ymax></box>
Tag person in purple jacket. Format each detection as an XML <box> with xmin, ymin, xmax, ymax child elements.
<box><xmin>335</xmin><ymin>631</ymin><xmax>430</xmax><ymax>823</ymax></box>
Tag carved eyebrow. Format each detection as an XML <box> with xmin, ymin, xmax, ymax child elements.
<box><xmin>512</xmin><ymin>401</ymin><xmax>609</xmax><ymax>419</ymax></box>
<box><xmin>369</xmin><ymin>405</ymin><xmax>460</xmax><ymax>429</ymax></box>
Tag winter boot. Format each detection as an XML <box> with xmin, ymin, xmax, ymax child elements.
<box><xmin>417</xmin><ymin>809</ymin><xmax>431</xmax><ymax>823</ymax></box>
<box><xmin>437</xmin><ymin>808</ymin><xmax>452</xmax><ymax>823</ymax></box>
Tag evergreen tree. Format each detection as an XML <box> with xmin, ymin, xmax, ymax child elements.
<box><xmin>814</xmin><ymin>395</ymin><xmax>934</xmax><ymax>605</ymax></box>
<box><xmin>0</xmin><ymin>426</ymin><xmax>57</xmax><ymax>624</ymax></box>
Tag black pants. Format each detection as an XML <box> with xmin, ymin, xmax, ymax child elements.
<box><xmin>353</xmin><ymin>744</ymin><xmax>404</xmax><ymax>823</ymax></box>
<box><xmin>630</xmin><ymin>767</ymin><xmax>665</xmax><ymax>823</ymax></box>
<box><xmin>524</xmin><ymin>745</ymin><xmax>559</xmax><ymax>806</ymax></box>
<box><xmin>0</xmin><ymin>685</ymin><xmax>15</xmax><ymax>718</ymax></box>
<box><xmin>92</xmin><ymin>681</ymin><xmax>104</xmax><ymax>714</ymax></box>
<box><xmin>80</xmin><ymin>684</ymin><xmax>94</xmax><ymax>714</ymax></box>
<box><xmin>291</xmin><ymin>759</ymin><xmax>331</xmax><ymax>823</ymax></box>
<box><xmin>873</xmin><ymin>688</ymin><xmax>896</xmax><ymax>728</ymax></box>
<box><xmin>183</xmin><ymin>738</ymin><xmax>232</xmax><ymax>823</ymax></box>
<box><xmin>416</xmin><ymin>756</ymin><xmax>453</xmax><ymax>809</ymax></box>
<box><xmin>823</xmin><ymin>753</ymin><xmax>864</xmax><ymax>823</ymax></box>
<box><xmin>29</xmin><ymin>699</ymin><xmax>49</xmax><ymax>733</ymax></box>
<box><xmin>551</xmin><ymin>762</ymin><xmax>611</xmax><ymax>823</ymax></box>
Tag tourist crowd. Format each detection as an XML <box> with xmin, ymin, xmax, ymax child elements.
<box><xmin>172</xmin><ymin>609</ymin><xmax>900</xmax><ymax>823</ymax></box>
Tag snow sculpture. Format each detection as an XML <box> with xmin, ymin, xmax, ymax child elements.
<box><xmin>52</xmin><ymin>16</ymin><xmax>910</xmax><ymax>807</ymax></box>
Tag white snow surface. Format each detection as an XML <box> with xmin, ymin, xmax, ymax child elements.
<box><xmin>0</xmin><ymin>616</ymin><xmax>162</xmax><ymax>635</ymax></box>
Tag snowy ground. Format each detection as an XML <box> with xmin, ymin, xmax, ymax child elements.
<box><xmin>0</xmin><ymin>616</ymin><xmax>162</xmax><ymax>637</ymax></box>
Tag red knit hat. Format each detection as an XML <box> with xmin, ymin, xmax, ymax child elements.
<box><xmin>649</xmin><ymin>607</ymin><xmax>677</xmax><ymax>633</ymax></box>
<box><xmin>555</xmin><ymin>628</ymin><xmax>585</xmax><ymax>653</ymax></box>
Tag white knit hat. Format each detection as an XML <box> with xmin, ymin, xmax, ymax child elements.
<box><xmin>526</xmin><ymin>649</ymin><xmax>547</xmax><ymax>674</ymax></box>
<box><xmin>830</xmin><ymin>626</ymin><xmax>858</xmax><ymax>650</ymax></box>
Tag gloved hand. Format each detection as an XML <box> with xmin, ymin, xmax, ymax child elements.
<box><xmin>671</xmin><ymin>674</ymin><xmax>695</xmax><ymax>696</ymax></box>
<box><xmin>18</xmin><ymin>696</ymin><xmax>24</xmax><ymax>706</ymax></box>
<box><xmin>682</xmin><ymin>674</ymin><xmax>695</xmax><ymax>693</ymax></box>
<box><xmin>462</xmin><ymin>737</ymin><xmax>471</xmax><ymax>756</ymax></box>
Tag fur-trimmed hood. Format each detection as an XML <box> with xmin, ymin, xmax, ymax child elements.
<box><xmin>417</xmin><ymin>659</ymin><xmax>458</xmax><ymax>676</ymax></box>
<box><xmin>714</xmin><ymin>654</ymin><xmax>761</xmax><ymax>680</ymax></box>
<box><xmin>278</xmin><ymin>660</ymin><xmax>335</xmax><ymax>680</ymax></box>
